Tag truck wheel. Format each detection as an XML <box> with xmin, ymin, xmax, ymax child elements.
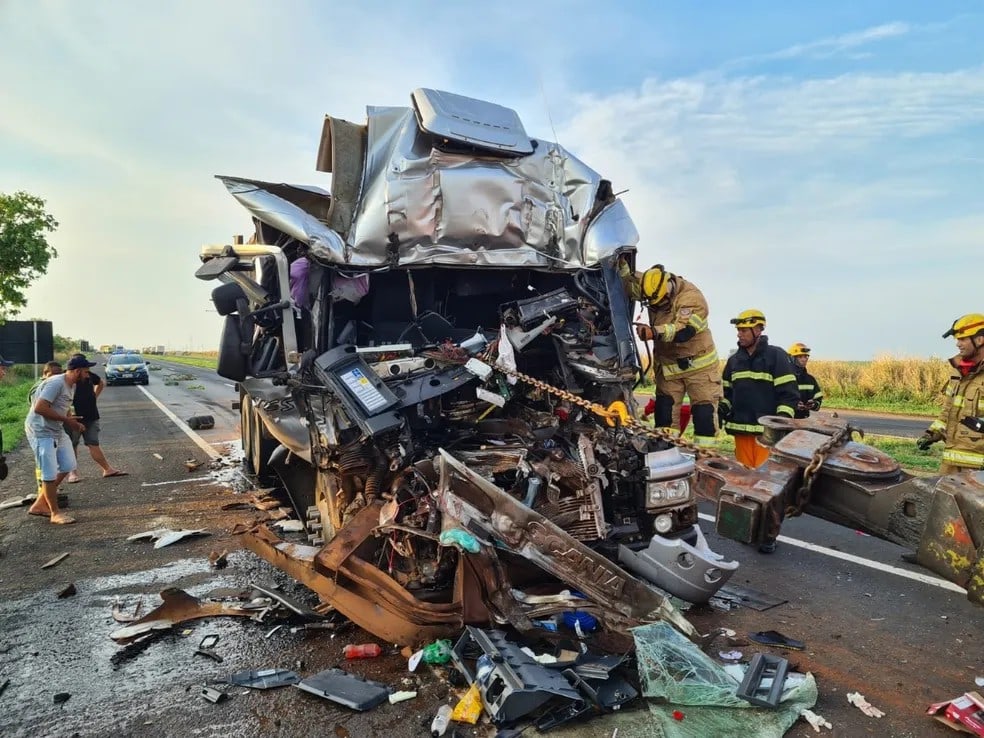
<box><xmin>241</xmin><ymin>390</ymin><xmax>274</xmax><ymax>478</ymax></box>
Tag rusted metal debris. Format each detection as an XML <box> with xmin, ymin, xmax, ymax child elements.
<box><xmin>208</xmin><ymin>549</ymin><xmax>229</xmax><ymax>569</ymax></box>
<box><xmin>109</xmin><ymin>588</ymin><xmax>256</xmax><ymax>644</ymax></box>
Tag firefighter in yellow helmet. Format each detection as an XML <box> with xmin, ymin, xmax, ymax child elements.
<box><xmin>787</xmin><ymin>342</ymin><xmax>823</xmax><ymax>418</ymax></box>
<box><xmin>720</xmin><ymin>310</ymin><xmax>799</xmax><ymax>468</ymax></box>
<box><xmin>917</xmin><ymin>314</ymin><xmax>984</xmax><ymax>473</ymax></box>
<box><xmin>631</xmin><ymin>264</ymin><xmax>721</xmax><ymax>447</ymax></box>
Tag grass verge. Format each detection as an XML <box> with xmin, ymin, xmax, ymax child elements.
<box><xmin>0</xmin><ymin>367</ymin><xmax>41</xmax><ymax>451</ymax></box>
<box><xmin>160</xmin><ymin>354</ymin><xmax>219</xmax><ymax>370</ymax></box>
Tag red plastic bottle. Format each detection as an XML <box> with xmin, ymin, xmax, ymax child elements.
<box><xmin>343</xmin><ymin>643</ymin><xmax>382</xmax><ymax>659</ymax></box>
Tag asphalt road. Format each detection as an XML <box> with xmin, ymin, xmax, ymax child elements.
<box><xmin>816</xmin><ymin>409</ymin><xmax>929</xmax><ymax>439</ymax></box>
<box><xmin>0</xmin><ymin>361</ymin><xmax>979</xmax><ymax>738</ymax></box>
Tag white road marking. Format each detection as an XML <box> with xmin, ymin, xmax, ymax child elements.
<box><xmin>698</xmin><ymin>512</ymin><xmax>967</xmax><ymax>594</ymax></box>
<box><xmin>137</xmin><ymin>385</ymin><xmax>221</xmax><ymax>459</ymax></box>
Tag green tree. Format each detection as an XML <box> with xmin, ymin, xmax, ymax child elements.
<box><xmin>0</xmin><ymin>191</ymin><xmax>59</xmax><ymax>320</ymax></box>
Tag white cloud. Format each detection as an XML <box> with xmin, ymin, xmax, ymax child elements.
<box><xmin>759</xmin><ymin>21</ymin><xmax>911</xmax><ymax>62</ymax></box>
<box><xmin>556</xmin><ymin>65</ymin><xmax>984</xmax><ymax>358</ymax></box>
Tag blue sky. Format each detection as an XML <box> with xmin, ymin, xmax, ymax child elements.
<box><xmin>1</xmin><ymin>1</ymin><xmax>981</xmax><ymax>358</ymax></box>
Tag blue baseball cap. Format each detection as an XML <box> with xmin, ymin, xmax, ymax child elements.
<box><xmin>67</xmin><ymin>356</ymin><xmax>96</xmax><ymax>370</ymax></box>
<box><xmin>0</xmin><ymin>355</ymin><xmax>13</xmax><ymax>367</ymax></box>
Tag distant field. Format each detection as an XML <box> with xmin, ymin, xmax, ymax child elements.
<box><xmin>160</xmin><ymin>353</ymin><xmax>218</xmax><ymax>370</ymax></box>
<box><xmin>640</xmin><ymin>355</ymin><xmax>950</xmax><ymax>416</ymax></box>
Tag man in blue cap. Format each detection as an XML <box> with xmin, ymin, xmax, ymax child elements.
<box><xmin>25</xmin><ymin>354</ymin><xmax>96</xmax><ymax>524</ymax></box>
<box><xmin>0</xmin><ymin>354</ymin><xmax>13</xmax><ymax>380</ymax></box>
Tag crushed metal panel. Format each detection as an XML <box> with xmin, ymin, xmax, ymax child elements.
<box><xmin>243</xmin><ymin>523</ymin><xmax>461</xmax><ymax>645</ymax></box>
<box><xmin>435</xmin><ymin>449</ymin><xmax>696</xmax><ymax>638</ymax></box>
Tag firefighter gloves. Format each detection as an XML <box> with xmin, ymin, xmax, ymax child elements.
<box><xmin>916</xmin><ymin>430</ymin><xmax>944</xmax><ymax>451</ymax></box>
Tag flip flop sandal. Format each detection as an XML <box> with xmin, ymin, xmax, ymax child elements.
<box><xmin>748</xmin><ymin>630</ymin><xmax>805</xmax><ymax>650</ymax></box>
<box><xmin>103</xmin><ymin>470</ymin><xmax>129</xmax><ymax>478</ymax></box>
<box><xmin>50</xmin><ymin>515</ymin><xmax>77</xmax><ymax>525</ymax></box>
<box><xmin>28</xmin><ymin>509</ymin><xmax>51</xmax><ymax>518</ymax></box>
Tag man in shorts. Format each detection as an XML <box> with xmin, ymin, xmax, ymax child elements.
<box><xmin>64</xmin><ymin>353</ymin><xmax>126</xmax><ymax>481</ymax></box>
<box><xmin>25</xmin><ymin>355</ymin><xmax>95</xmax><ymax>524</ymax></box>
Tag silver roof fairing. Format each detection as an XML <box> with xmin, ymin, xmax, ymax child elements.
<box><xmin>219</xmin><ymin>93</ymin><xmax>639</xmax><ymax>269</ymax></box>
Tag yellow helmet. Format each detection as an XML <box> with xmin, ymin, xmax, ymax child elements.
<box><xmin>640</xmin><ymin>265</ymin><xmax>672</xmax><ymax>305</ymax></box>
<box><xmin>943</xmin><ymin>313</ymin><xmax>984</xmax><ymax>339</ymax></box>
<box><xmin>730</xmin><ymin>309</ymin><xmax>766</xmax><ymax>329</ymax></box>
<box><xmin>788</xmin><ymin>342</ymin><xmax>811</xmax><ymax>357</ymax></box>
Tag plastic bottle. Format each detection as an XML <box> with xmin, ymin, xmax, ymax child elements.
<box><xmin>342</xmin><ymin>643</ymin><xmax>382</xmax><ymax>659</ymax></box>
<box><xmin>475</xmin><ymin>653</ymin><xmax>495</xmax><ymax>683</ymax></box>
<box><xmin>430</xmin><ymin>704</ymin><xmax>453</xmax><ymax>736</ymax></box>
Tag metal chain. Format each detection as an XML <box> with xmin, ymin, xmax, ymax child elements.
<box><xmin>492</xmin><ymin>362</ymin><xmax>726</xmax><ymax>459</ymax></box>
<box><xmin>786</xmin><ymin>424</ymin><xmax>858</xmax><ymax>517</ymax></box>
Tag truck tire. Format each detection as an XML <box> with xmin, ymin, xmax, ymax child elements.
<box><xmin>241</xmin><ymin>389</ymin><xmax>275</xmax><ymax>478</ymax></box>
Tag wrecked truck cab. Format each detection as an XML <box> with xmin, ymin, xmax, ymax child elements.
<box><xmin>196</xmin><ymin>88</ymin><xmax>737</xmax><ymax>644</ymax></box>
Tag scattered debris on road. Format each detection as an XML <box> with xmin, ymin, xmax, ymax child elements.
<box><xmin>186</xmin><ymin>415</ymin><xmax>214</xmax><ymax>430</ymax></box>
<box><xmin>200</xmin><ymin>686</ymin><xmax>229</xmax><ymax>704</ymax></box>
<box><xmin>126</xmin><ymin>528</ymin><xmax>210</xmax><ymax>548</ymax></box>
<box><xmin>927</xmin><ymin>691</ymin><xmax>984</xmax><ymax>735</ymax></box>
<box><xmin>109</xmin><ymin>588</ymin><xmax>257</xmax><ymax>644</ymax></box>
<box><xmin>40</xmin><ymin>552</ymin><xmax>70</xmax><ymax>569</ymax></box>
<box><xmin>208</xmin><ymin>549</ymin><xmax>228</xmax><ymax>568</ymax></box>
<box><xmin>847</xmin><ymin>691</ymin><xmax>885</xmax><ymax>718</ymax></box>
<box><xmin>226</xmin><ymin>669</ymin><xmax>301</xmax><ymax>690</ymax></box>
<box><xmin>56</xmin><ymin>582</ymin><xmax>76</xmax><ymax>598</ymax></box>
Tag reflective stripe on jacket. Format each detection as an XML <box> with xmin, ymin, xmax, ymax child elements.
<box><xmin>931</xmin><ymin>357</ymin><xmax>984</xmax><ymax>470</ymax></box>
<box><xmin>645</xmin><ymin>275</ymin><xmax>718</xmax><ymax>378</ymax></box>
<box><xmin>720</xmin><ymin>335</ymin><xmax>799</xmax><ymax>434</ymax></box>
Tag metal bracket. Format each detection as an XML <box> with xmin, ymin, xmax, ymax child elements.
<box><xmin>736</xmin><ymin>653</ymin><xmax>789</xmax><ymax>708</ymax></box>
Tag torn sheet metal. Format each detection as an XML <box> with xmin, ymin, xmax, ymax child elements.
<box><xmin>223</xmin><ymin>89</ymin><xmax>635</xmax><ymax>269</ymax></box>
<box><xmin>436</xmin><ymin>450</ymin><xmax>695</xmax><ymax>638</ymax></box>
<box><xmin>109</xmin><ymin>588</ymin><xmax>255</xmax><ymax>644</ymax></box>
<box><xmin>242</xmin><ymin>517</ymin><xmax>462</xmax><ymax>645</ymax></box>
<box><xmin>126</xmin><ymin>528</ymin><xmax>210</xmax><ymax>548</ymax></box>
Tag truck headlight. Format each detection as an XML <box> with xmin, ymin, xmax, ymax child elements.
<box><xmin>646</xmin><ymin>478</ymin><xmax>691</xmax><ymax>507</ymax></box>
